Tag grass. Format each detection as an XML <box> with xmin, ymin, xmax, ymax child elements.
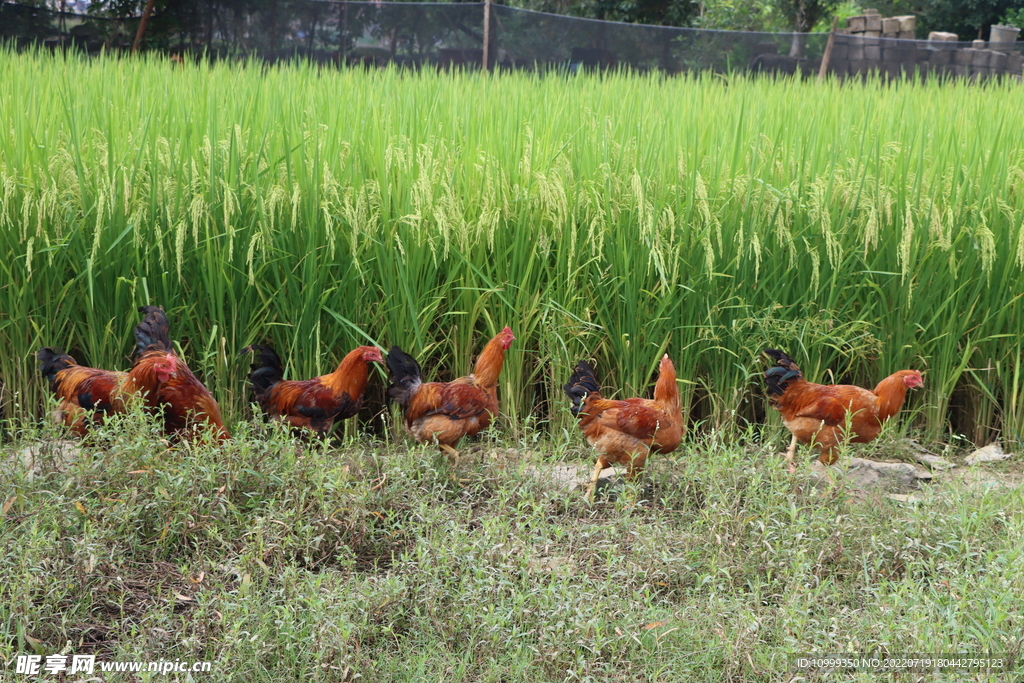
<box><xmin>1</xmin><ymin>416</ymin><xmax>1023</xmax><ymax>681</ymax></box>
<box><xmin>1</xmin><ymin>49</ymin><xmax>1024</xmax><ymax>447</ymax></box>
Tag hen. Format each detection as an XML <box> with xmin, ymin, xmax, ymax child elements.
<box><xmin>241</xmin><ymin>343</ymin><xmax>384</xmax><ymax>437</ymax></box>
<box><xmin>564</xmin><ymin>355</ymin><xmax>684</xmax><ymax>502</ymax></box>
<box><xmin>763</xmin><ymin>348</ymin><xmax>923</xmax><ymax>470</ymax></box>
<box><xmin>129</xmin><ymin>306</ymin><xmax>230</xmax><ymax>442</ymax></box>
<box><xmin>387</xmin><ymin>326</ymin><xmax>515</xmax><ymax>473</ymax></box>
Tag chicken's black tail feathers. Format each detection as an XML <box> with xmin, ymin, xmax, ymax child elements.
<box><xmin>386</xmin><ymin>345</ymin><xmax>422</xmax><ymax>406</ymax></box>
<box><xmin>763</xmin><ymin>348</ymin><xmax>804</xmax><ymax>397</ymax></box>
<box><xmin>241</xmin><ymin>344</ymin><xmax>284</xmax><ymax>402</ymax></box>
<box><xmin>563</xmin><ymin>360</ymin><xmax>601</xmax><ymax>416</ymax></box>
<box><xmin>134</xmin><ymin>306</ymin><xmax>172</xmax><ymax>357</ymax></box>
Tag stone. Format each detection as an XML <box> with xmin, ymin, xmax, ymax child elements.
<box><xmin>829</xmin><ymin>59</ymin><xmax>850</xmax><ymax>75</ymax></box>
<box><xmin>882</xmin><ymin>18</ymin><xmax>900</xmax><ymax>34</ymax></box>
<box><xmin>863</xmin><ymin>8</ymin><xmax>880</xmax><ymax>15</ymax></box>
<box><xmin>863</xmin><ymin>29</ymin><xmax>881</xmax><ymax>38</ymax></box>
<box><xmin>832</xmin><ymin>44</ymin><xmax>849</xmax><ymax>61</ymax></box>
<box><xmin>849</xmin><ymin>43</ymin><xmax>865</xmax><ymax>61</ymax></box>
<box><xmin>1009</xmin><ymin>53</ymin><xmax>1023</xmax><ymax>74</ymax></box>
<box><xmin>898</xmin><ymin>31</ymin><xmax>916</xmax><ymax>40</ymax></box>
<box><xmin>929</xmin><ymin>49</ymin><xmax>952</xmax><ymax>65</ymax></box>
<box><xmin>16</xmin><ymin>440</ymin><xmax>82</xmax><ymax>480</ymax></box>
<box><xmin>989</xmin><ymin>51</ymin><xmax>1008</xmax><ymax>69</ymax></box>
<box><xmin>847</xmin><ymin>16</ymin><xmax>866</xmax><ymax>33</ymax></box>
<box><xmin>886</xmin><ymin>493</ymin><xmax>922</xmax><ymax>504</ymax></box>
<box><xmin>911</xmin><ymin>452</ymin><xmax>955</xmax><ymax>471</ymax></box>
<box><xmin>896</xmin><ymin>15</ymin><xmax>916</xmax><ymax>32</ymax></box>
<box><xmin>865</xmin><ymin>15</ymin><xmax>882</xmax><ymax>32</ymax></box>
<box><xmin>928</xmin><ymin>31</ymin><xmax>958</xmax><ymax>42</ymax></box>
<box><xmin>972</xmin><ymin>39</ymin><xmax>986</xmax><ymax>49</ymax></box>
<box><xmin>972</xmin><ymin>49</ymin><xmax>991</xmax><ymax>66</ymax></box>
<box><xmin>965</xmin><ymin>443</ymin><xmax>1013</xmax><ymax>466</ymax></box>
<box><xmin>865</xmin><ymin>45</ymin><xmax>881</xmax><ymax>61</ymax></box>
<box><xmin>955</xmin><ymin>49</ymin><xmax>974</xmax><ymax>65</ymax></box>
<box><xmin>809</xmin><ymin>457</ymin><xmax>932</xmax><ymax>492</ymax></box>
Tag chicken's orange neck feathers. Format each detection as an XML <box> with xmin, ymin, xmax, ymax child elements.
<box><xmin>874</xmin><ymin>372</ymin><xmax>912</xmax><ymax>421</ymax></box>
<box><xmin>472</xmin><ymin>332</ymin><xmax>510</xmax><ymax>388</ymax></box>
<box><xmin>653</xmin><ymin>356</ymin><xmax>680</xmax><ymax>411</ymax></box>
<box><xmin>323</xmin><ymin>347</ymin><xmax>372</xmax><ymax>395</ymax></box>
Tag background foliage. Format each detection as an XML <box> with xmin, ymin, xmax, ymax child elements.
<box><xmin>9</xmin><ymin>0</ymin><xmax>1024</xmax><ymax>41</ymax></box>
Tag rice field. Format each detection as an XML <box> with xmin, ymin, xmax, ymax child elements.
<box><xmin>1</xmin><ymin>48</ymin><xmax>1023</xmax><ymax>445</ymax></box>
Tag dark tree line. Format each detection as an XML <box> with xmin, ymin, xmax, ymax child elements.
<box><xmin>6</xmin><ymin>0</ymin><xmax>1021</xmax><ymax>44</ymax></box>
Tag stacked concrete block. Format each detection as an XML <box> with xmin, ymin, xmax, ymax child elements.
<box><xmin>881</xmin><ymin>16</ymin><xmax>916</xmax><ymax>39</ymax></box>
<box><xmin>826</xmin><ymin>16</ymin><xmax>1023</xmax><ymax>81</ymax></box>
<box><xmin>1010</xmin><ymin>52</ymin><xmax>1024</xmax><ymax>74</ymax></box>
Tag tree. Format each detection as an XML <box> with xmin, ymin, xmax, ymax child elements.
<box><xmin>878</xmin><ymin>0</ymin><xmax>1021</xmax><ymax>39</ymax></box>
<box><xmin>590</xmin><ymin>0</ymin><xmax>700</xmax><ymax>25</ymax></box>
<box><xmin>772</xmin><ymin>0</ymin><xmax>840</xmax><ymax>55</ymax></box>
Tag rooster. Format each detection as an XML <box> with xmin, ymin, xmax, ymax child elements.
<box><xmin>129</xmin><ymin>306</ymin><xmax>230</xmax><ymax>442</ymax></box>
<box><xmin>564</xmin><ymin>355</ymin><xmax>684</xmax><ymax>502</ymax></box>
<box><xmin>387</xmin><ymin>326</ymin><xmax>515</xmax><ymax>473</ymax></box>
<box><xmin>241</xmin><ymin>343</ymin><xmax>384</xmax><ymax>437</ymax></box>
<box><xmin>763</xmin><ymin>348</ymin><xmax>923</xmax><ymax>470</ymax></box>
<box><xmin>37</xmin><ymin>306</ymin><xmax>169</xmax><ymax>435</ymax></box>
<box><xmin>37</xmin><ymin>348</ymin><xmax>129</xmax><ymax>436</ymax></box>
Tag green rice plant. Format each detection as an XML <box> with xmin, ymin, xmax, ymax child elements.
<box><xmin>1</xmin><ymin>48</ymin><xmax>1023</xmax><ymax>445</ymax></box>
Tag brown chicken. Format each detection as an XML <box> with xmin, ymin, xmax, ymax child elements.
<box><xmin>241</xmin><ymin>343</ymin><xmax>384</xmax><ymax>437</ymax></box>
<box><xmin>37</xmin><ymin>349</ymin><xmax>129</xmax><ymax>436</ymax></box>
<box><xmin>37</xmin><ymin>307</ymin><xmax>169</xmax><ymax>435</ymax></box>
<box><xmin>764</xmin><ymin>348</ymin><xmax>923</xmax><ymax>470</ymax></box>
<box><xmin>387</xmin><ymin>327</ymin><xmax>515</xmax><ymax>472</ymax></box>
<box><xmin>129</xmin><ymin>306</ymin><xmax>230</xmax><ymax>442</ymax></box>
<box><xmin>563</xmin><ymin>355</ymin><xmax>684</xmax><ymax>502</ymax></box>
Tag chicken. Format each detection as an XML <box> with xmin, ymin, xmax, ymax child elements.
<box><xmin>36</xmin><ymin>307</ymin><xmax>168</xmax><ymax>435</ymax></box>
<box><xmin>763</xmin><ymin>348</ymin><xmax>923</xmax><ymax>470</ymax></box>
<box><xmin>386</xmin><ymin>326</ymin><xmax>515</xmax><ymax>473</ymax></box>
<box><xmin>37</xmin><ymin>348</ymin><xmax>128</xmax><ymax>436</ymax></box>
<box><xmin>241</xmin><ymin>343</ymin><xmax>384</xmax><ymax>437</ymax></box>
<box><xmin>129</xmin><ymin>306</ymin><xmax>230</xmax><ymax>442</ymax></box>
<box><xmin>563</xmin><ymin>355</ymin><xmax>684</xmax><ymax>502</ymax></box>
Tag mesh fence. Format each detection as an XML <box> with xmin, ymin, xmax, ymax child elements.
<box><xmin>491</xmin><ymin>6</ymin><xmax>828</xmax><ymax>74</ymax></box>
<box><xmin>1</xmin><ymin>1</ymin><xmax>1021</xmax><ymax>77</ymax></box>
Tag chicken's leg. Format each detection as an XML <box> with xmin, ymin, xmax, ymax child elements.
<box><xmin>440</xmin><ymin>443</ymin><xmax>460</xmax><ymax>468</ymax></box>
<box><xmin>585</xmin><ymin>457</ymin><xmax>608</xmax><ymax>504</ymax></box>
<box><xmin>440</xmin><ymin>444</ymin><xmax>469</xmax><ymax>484</ymax></box>
<box><xmin>784</xmin><ymin>435</ymin><xmax>798</xmax><ymax>473</ymax></box>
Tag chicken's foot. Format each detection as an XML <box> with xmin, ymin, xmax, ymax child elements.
<box><xmin>440</xmin><ymin>444</ymin><xmax>470</xmax><ymax>484</ymax></box>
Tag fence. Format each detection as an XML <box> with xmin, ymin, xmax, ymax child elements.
<box><xmin>1</xmin><ymin>0</ymin><xmax>1021</xmax><ymax>78</ymax></box>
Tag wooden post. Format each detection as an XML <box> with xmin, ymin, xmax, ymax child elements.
<box><xmin>818</xmin><ymin>17</ymin><xmax>839</xmax><ymax>80</ymax></box>
<box><xmin>132</xmin><ymin>0</ymin><xmax>158</xmax><ymax>55</ymax></box>
<box><xmin>482</xmin><ymin>0</ymin><xmax>491</xmax><ymax>70</ymax></box>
